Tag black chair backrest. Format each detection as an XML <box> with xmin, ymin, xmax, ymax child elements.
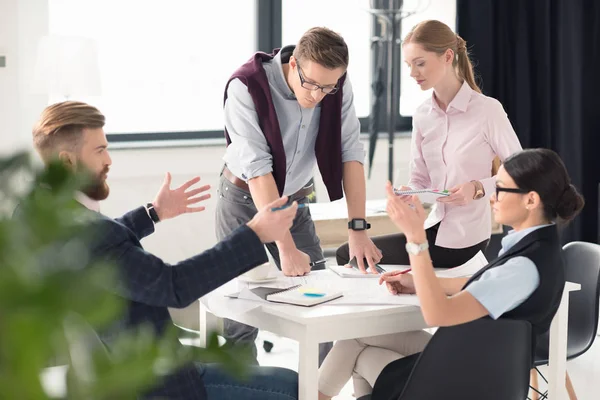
<box><xmin>398</xmin><ymin>318</ymin><xmax>532</xmax><ymax>400</ymax></box>
<box><xmin>563</xmin><ymin>241</ymin><xmax>600</xmax><ymax>358</ymax></box>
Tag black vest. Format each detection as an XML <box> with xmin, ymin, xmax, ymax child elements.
<box><xmin>463</xmin><ymin>225</ymin><xmax>565</xmax><ymax>347</ymax></box>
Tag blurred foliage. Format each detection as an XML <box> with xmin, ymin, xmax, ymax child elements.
<box><xmin>0</xmin><ymin>152</ymin><xmax>251</xmax><ymax>399</ymax></box>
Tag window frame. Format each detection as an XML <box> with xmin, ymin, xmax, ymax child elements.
<box><xmin>100</xmin><ymin>0</ymin><xmax>413</xmax><ymax>144</ymax></box>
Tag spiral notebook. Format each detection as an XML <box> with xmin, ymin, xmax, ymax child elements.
<box><xmin>238</xmin><ymin>285</ymin><xmax>343</xmax><ymax>307</ymax></box>
<box><xmin>393</xmin><ymin>188</ymin><xmax>450</xmax><ymax>205</ymax></box>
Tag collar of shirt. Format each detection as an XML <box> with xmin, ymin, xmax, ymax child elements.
<box><xmin>74</xmin><ymin>191</ymin><xmax>101</xmax><ymax>212</ymax></box>
<box><xmin>498</xmin><ymin>223</ymin><xmax>555</xmax><ymax>256</ymax></box>
<box><xmin>271</xmin><ymin>45</ymin><xmax>296</xmax><ymax>99</ymax></box>
<box><xmin>428</xmin><ymin>80</ymin><xmax>473</xmax><ymax>114</ymax></box>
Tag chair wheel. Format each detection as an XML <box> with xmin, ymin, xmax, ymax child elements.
<box><xmin>263</xmin><ymin>340</ymin><xmax>274</xmax><ymax>353</ymax></box>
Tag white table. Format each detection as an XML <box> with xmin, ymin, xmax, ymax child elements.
<box><xmin>200</xmin><ymin>279</ymin><xmax>580</xmax><ymax>400</ymax></box>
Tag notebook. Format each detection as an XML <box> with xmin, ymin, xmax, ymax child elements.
<box><xmin>393</xmin><ymin>188</ymin><xmax>450</xmax><ymax>205</ymax></box>
<box><xmin>232</xmin><ymin>285</ymin><xmax>343</xmax><ymax>307</ymax></box>
<box><xmin>266</xmin><ymin>285</ymin><xmax>343</xmax><ymax>306</ymax></box>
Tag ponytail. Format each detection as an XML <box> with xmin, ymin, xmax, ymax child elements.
<box><xmin>455</xmin><ymin>35</ymin><xmax>481</xmax><ymax>93</ymax></box>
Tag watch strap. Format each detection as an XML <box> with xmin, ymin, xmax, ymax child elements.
<box><xmin>471</xmin><ymin>180</ymin><xmax>485</xmax><ymax>199</ymax></box>
<box><xmin>146</xmin><ymin>203</ymin><xmax>160</xmax><ymax>223</ymax></box>
<box><xmin>405</xmin><ymin>241</ymin><xmax>429</xmax><ymax>256</ymax></box>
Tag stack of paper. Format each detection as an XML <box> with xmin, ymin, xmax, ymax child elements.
<box><xmin>328</xmin><ymin>264</ymin><xmax>411</xmax><ymax>278</ymax></box>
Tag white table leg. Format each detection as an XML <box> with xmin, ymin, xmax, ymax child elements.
<box><xmin>548</xmin><ymin>288</ymin><xmax>570</xmax><ymax>400</ymax></box>
<box><xmin>298</xmin><ymin>329</ymin><xmax>319</xmax><ymax>400</ymax></box>
<box><xmin>199</xmin><ymin>299</ymin><xmax>219</xmax><ymax>348</ymax></box>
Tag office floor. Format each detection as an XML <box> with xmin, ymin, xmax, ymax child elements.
<box><xmin>100</xmin><ymin>142</ymin><xmax>598</xmax><ymax>399</ymax></box>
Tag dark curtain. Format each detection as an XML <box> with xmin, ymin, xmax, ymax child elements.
<box><xmin>457</xmin><ymin>0</ymin><xmax>600</xmax><ymax>244</ymax></box>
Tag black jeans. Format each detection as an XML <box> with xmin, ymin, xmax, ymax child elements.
<box><xmin>336</xmin><ymin>223</ymin><xmax>488</xmax><ymax>269</ymax></box>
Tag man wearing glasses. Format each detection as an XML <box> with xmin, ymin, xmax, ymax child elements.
<box><xmin>216</xmin><ymin>27</ymin><xmax>381</xmax><ymax>363</ymax></box>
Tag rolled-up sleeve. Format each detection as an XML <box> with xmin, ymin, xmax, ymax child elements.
<box><xmin>464</xmin><ymin>256</ymin><xmax>540</xmax><ymax>319</ymax></box>
<box><xmin>340</xmin><ymin>76</ymin><xmax>365</xmax><ymax>164</ymax></box>
<box><xmin>480</xmin><ymin>99</ymin><xmax>523</xmax><ymax>198</ymax></box>
<box><xmin>223</xmin><ymin>78</ymin><xmax>273</xmax><ymax>181</ymax></box>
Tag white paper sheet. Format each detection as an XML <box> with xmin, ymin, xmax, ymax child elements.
<box><xmin>328</xmin><ymin>264</ymin><xmax>411</xmax><ymax>278</ymax></box>
<box><xmin>203</xmin><ymin>291</ymin><xmax>263</xmax><ymax>317</ymax></box>
<box><xmin>434</xmin><ymin>250</ymin><xmax>488</xmax><ymax>278</ymax></box>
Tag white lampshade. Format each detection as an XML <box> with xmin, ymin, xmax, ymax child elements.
<box><xmin>31</xmin><ymin>35</ymin><xmax>102</xmax><ymax>99</ymax></box>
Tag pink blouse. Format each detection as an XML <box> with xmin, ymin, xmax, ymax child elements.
<box><xmin>408</xmin><ymin>81</ymin><xmax>522</xmax><ymax>249</ymax></box>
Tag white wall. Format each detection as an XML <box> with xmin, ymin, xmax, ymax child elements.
<box><xmin>0</xmin><ymin>0</ymin><xmax>49</xmax><ymax>157</ymax></box>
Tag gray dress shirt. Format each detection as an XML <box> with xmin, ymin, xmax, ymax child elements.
<box><xmin>223</xmin><ymin>45</ymin><xmax>365</xmax><ymax>196</ymax></box>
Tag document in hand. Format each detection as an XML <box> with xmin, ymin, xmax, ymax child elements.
<box><xmin>394</xmin><ymin>188</ymin><xmax>450</xmax><ymax>205</ymax></box>
<box><xmin>230</xmin><ymin>285</ymin><xmax>343</xmax><ymax>307</ymax></box>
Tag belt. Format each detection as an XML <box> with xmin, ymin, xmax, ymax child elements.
<box><xmin>222</xmin><ymin>166</ymin><xmax>314</xmax><ymax>200</ymax></box>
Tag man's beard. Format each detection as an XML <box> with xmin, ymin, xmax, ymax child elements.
<box><xmin>81</xmin><ymin>166</ymin><xmax>110</xmax><ymax>201</ymax></box>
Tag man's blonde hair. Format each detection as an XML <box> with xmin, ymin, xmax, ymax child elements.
<box><xmin>33</xmin><ymin>101</ymin><xmax>105</xmax><ymax>163</ymax></box>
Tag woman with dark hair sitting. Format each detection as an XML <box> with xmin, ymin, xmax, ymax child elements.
<box><xmin>318</xmin><ymin>148</ymin><xmax>584</xmax><ymax>400</ymax></box>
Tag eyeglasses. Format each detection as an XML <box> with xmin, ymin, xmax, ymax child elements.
<box><xmin>495</xmin><ymin>186</ymin><xmax>528</xmax><ymax>201</ymax></box>
<box><xmin>297</xmin><ymin>63</ymin><xmax>339</xmax><ymax>95</ymax></box>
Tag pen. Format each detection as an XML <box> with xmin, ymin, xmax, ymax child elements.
<box><xmin>271</xmin><ymin>203</ymin><xmax>308</xmax><ymax>211</ymax></box>
<box><xmin>309</xmin><ymin>259</ymin><xmax>327</xmax><ymax>268</ymax></box>
<box><xmin>391</xmin><ymin>268</ymin><xmax>412</xmax><ymax>275</ymax></box>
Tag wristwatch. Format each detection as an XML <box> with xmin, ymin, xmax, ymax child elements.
<box><xmin>348</xmin><ymin>218</ymin><xmax>371</xmax><ymax>231</ymax></box>
<box><xmin>405</xmin><ymin>241</ymin><xmax>429</xmax><ymax>256</ymax></box>
<box><xmin>146</xmin><ymin>203</ymin><xmax>160</xmax><ymax>223</ymax></box>
<box><xmin>471</xmin><ymin>180</ymin><xmax>485</xmax><ymax>200</ymax></box>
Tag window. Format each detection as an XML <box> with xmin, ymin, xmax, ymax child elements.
<box><xmin>282</xmin><ymin>0</ymin><xmax>373</xmax><ymax>117</ymax></box>
<box><xmin>399</xmin><ymin>0</ymin><xmax>457</xmax><ymax>116</ymax></box>
<box><xmin>48</xmin><ymin>0</ymin><xmax>257</xmax><ymax>134</ymax></box>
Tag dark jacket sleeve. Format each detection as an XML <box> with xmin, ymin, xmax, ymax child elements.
<box><xmin>115</xmin><ymin>206</ymin><xmax>155</xmax><ymax>241</ymax></box>
<box><xmin>90</xmin><ymin>220</ymin><xmax>268</xmax><ymax>308</ymax></box>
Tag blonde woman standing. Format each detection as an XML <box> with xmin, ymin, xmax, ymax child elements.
<box><xmin>336</xmin><ymin>20</ymin><xmax>523</xmax><ymax>271</ymax></box>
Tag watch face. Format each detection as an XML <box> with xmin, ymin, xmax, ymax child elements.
<box><xmin>406</xmin><ymin>243</ymin><xmax>417</xmax><ymax>254</ymax></box>
<box><xmin>354</xmin><ymin>220</ymin><xmax>365</xmax><ymax>229</ymax></box>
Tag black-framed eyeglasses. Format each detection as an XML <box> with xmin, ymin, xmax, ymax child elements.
<box><xmin>495</xmin><ymin>186</ymin><xmax>528</xmax><ymax>200</ymax></box>
<box><xmin>297</xmin><ymin>63</ymin><xmax>339</xmax><ymax>95</ymax></box>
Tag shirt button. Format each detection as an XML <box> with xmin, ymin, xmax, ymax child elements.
<box><xmin>297</xmin><ymin>151</ymin><xmax>301</xmax><ymax>154</ymax></box>
<box><xmin>301</xmin><ymin>125</ymin><xmax>306</xmax><ymax>129</ymax></box>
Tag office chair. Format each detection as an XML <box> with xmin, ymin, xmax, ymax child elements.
<box><xmin>530</xmin><ymin>241</ymin><xmax>600</xmax><ymax>400</ymax></box>
<box><xmin>396</xmin><ymin>318</ymin><xmax>532</xmax><ymax>400</ymax></box>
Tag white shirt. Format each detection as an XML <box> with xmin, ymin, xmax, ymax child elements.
<box><xmin>74</xmin><ymin>191</ymin><xmax>100</xmax><ymax>212</ymax></box>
